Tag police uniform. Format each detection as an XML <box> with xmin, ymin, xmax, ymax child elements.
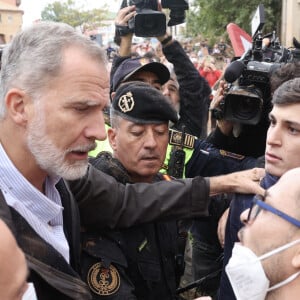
<box><xmin>185</xmin><ymin>140</ymin><xmax>258</xmax><ymax>297</ymax></box>
<box><xmin>82</xmin><ymin>82</ymin><xmax>184</xmax><ymax>299</ymax></box>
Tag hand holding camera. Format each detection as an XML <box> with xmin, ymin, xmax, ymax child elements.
<box><xmin>210</xmin><ymin>80</ymin><xmax>234</xmax><ymax>136</ymax></box>
<box><xmin>117</xmin><ymin>0</ymin><xmax>189</xmax><ymax>37</ymax></box>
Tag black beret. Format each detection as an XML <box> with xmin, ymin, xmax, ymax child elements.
<box><xmin>111</xmin><ymin>81</ymin><xmax>178</xmax><ymax>124</ymax></box>
<box><xmin>112</xmin><ymin>57</ymin><xmax>170</xmax><ymax>91</ymax></box>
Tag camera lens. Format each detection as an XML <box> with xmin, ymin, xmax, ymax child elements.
<box><xmin>224</xmin><ymin>87</ymin><xmax>263</xmax><ymax>125</ymax></box>
<box><xmin>231</xmin><ymin>97</ymin><xmax>261</xmax><ymax>121</ymax></box>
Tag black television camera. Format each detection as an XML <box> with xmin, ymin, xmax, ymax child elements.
<box><xmin>120</xmin><ymin>0</ymin><xmax>189</xmax><ymax>37</ymax></box>
<box><xmin>213</xmin><ymin>4</ymin><xmax>300</xmax><ymax>125</ymax></box>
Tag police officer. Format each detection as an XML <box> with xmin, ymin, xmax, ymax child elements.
<box><xmin>82</xmin><ymin>82</ymin><xmax>185</xmax><ymax>299</ymax></box>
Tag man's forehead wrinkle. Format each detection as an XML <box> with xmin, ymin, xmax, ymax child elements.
<box><xmin>65</xmin><ymin>97</ymin><xmax>107</xmax><ymax>106</ymax></box>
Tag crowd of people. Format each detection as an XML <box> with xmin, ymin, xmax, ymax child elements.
<box><xmin>0</xmin><ymin>3</ymin><xmax>300</xmax><ymax>300</ymax></box>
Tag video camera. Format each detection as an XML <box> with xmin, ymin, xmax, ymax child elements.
<box><xmin>213</xmin><ymin>4</ymin><xmax>300</xmax><ymax>125</ymax></box>
<box><xmin>120</xmin><ymin>0</ymin><xmax>189</xmax><ymax>37</ymax></box>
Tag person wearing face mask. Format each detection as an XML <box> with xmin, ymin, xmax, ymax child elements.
<box><xmin>218</xmin><ymin>76</ymin><xmax>300</xmax><ymax>299</ymax></box>
<box><xmin>226</xmin><ymin>167</ymin><xmax>300</xmax><ymax>300</ymax></box>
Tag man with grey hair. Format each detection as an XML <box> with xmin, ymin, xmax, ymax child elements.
<box><xmin>0</xmin><ymin>21</ymin><xmax>264</xmax><ymax>299</ymax></box>
<box><xmin>0</xmin><ymin>21</ymin><xmax>108</xmax><ymax>299</ymax></box>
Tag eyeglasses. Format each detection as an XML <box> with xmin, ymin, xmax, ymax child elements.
<box><xmin>247</xmin><ymin>195</ymin><xmax>300</xmax><ymax>228</ymax></box>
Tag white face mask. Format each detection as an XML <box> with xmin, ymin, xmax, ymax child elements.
<box><xmin>22</xmin><ymin>283</ymin><xmax>38</xmax><ymax>300</ymax></box>
<box><xmin>226</xmin><ymin>240</ymin><xmax>300</xmax><ymax>300</ymax></box>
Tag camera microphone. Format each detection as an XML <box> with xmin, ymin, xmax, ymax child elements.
<box><xmin>224</xmin><ymin>60</ymin><xmax>245</xmax><ymax>83</ymax></box>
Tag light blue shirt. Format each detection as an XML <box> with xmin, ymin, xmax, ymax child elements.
<box><xmin>0</xmin><ymin>143</ymin><xmax>70</xmax><ymax>262</ymax></box>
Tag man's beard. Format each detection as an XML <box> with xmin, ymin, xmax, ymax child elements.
<box><xmin>26</xmin><ymin>105</ymin><xmax>95</xmax><ymax>180</ymax></box>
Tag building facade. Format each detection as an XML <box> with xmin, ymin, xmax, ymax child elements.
<box><xmin>281</xmin><ymin>0</ymin><xmax>300</xmax><ymax>47</ymax></box>
<box><xmin>0</xmin><ymin>0</ymin><xmax>22</xmax><ymax>44</ymax></box>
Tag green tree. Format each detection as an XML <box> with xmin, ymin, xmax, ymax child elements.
<box><xmin>41</xmin><ymin>0</ymin><xmax>109</xmax><ymax>31</ymax></box>
<box><xmin>186</xmin><ymin>0</ymin><xmax>281</xmax><ymax>40</ymax></box>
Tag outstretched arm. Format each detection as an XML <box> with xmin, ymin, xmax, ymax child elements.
<box><xmin>209</xmin><ymin>167</ymin><xmax>265</xmax><ymax>196</ymax></box>
<box><xmin>69</xmin><ymin>166</ymin><xmax>264</xmax><ymax>230</ymax></box>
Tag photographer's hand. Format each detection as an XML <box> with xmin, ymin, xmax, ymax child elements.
<box><xmin>157</xmin><ymin>32</ymin><xmax>173</xmax><ymax>48</ymax></box>
<box><xmin>115</xmin><ymin>6</ymin><xmax>136</xmax><ymax>57</ymax></box>
<box><xmin>156</xmin><ymin>8</ymin><xmax>173</xmax><ymax>48</ymax></box>
<box><xmin>210</xmin><ymin>80</ymin><xmax>233</xmax><ymax>135</ymax></box>
<box><xmin>115</xmin><ymin>5</ymin><xmax>136</xmax><ymax>28</ymax></box>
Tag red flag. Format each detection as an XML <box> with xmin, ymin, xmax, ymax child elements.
<box><xmin>227</xmin><ymin>23</ymin><xmax>252</xmax><ymax>57</ymax></box>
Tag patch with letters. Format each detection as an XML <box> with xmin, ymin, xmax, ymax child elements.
<box><xmin>219</xmin><ymin>149</ymin><xmax>245</xmax><ymax>160</ymax></box>
<box><xmin>87</xmin><ymin>262</ymin><xmax>120</xmax><ymax>296</ymax></box>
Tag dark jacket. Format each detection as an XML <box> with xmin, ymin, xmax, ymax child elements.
<box><xmin>185</xmin><ymin>139</ymin><xmax>257</xmax><ymax>179</ymax></box>
<box><xmin>69</xmin><ymin>165</ymin><xmax>210</xmax><ymax>230</ymax></box>
<box><xmin>162</xmin><ymin>40</ymin><xmax>211</xmax><ymax>138</ymax></box>
<box><xmin>185</xmin><ymin>140</ymin><xmax>258</xmax><ymax>296</ymax></box>
<box><xmin>82</xmin><ymin>152</ymin><xmax>184</xmax><ymax>299</ymax></box>
<box><xmin>0</xmin><ymin>181</ymin><xmax>92</xmax><ymax>300</ymax></box>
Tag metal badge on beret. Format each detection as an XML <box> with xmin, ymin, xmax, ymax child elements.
<box><xmin>87</xmin><ymin>262</ymin><xmax>120</xmax><ymax>296</ymax></box>
<box><xmin>112</xmin><ymin>81</ymin><xmax>178</xmax><ymax>124</ymax></box>
<box><xmin>118</xmin><ymin>91</ymin><xmax>135</xmax><ymax>113</ymax></box>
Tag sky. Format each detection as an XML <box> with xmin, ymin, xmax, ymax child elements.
<box><xmin>20</xmin><ymin>0</ymin><xmax>121</xmax><ymax>27</ymax></box>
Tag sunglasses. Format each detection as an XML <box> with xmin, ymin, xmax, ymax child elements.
<box><xmin>247</xmin><ymin>195</ymin><xmax>300</xmax><ymax>228</ymax></box>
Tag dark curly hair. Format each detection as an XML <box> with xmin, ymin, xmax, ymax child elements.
<box><xmin>270</xmin><ymin>61</ymin><xmax>300</xmax><ymax>94</ymax></box>
<box><xmin>272</xmin><ymin>77</ymin><xmax>300</xmax><ymax>105</ymax></box>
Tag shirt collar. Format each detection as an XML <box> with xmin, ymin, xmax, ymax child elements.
<box><xmin>0</xmin><ymin>143</ymin><xmax>63</xmax><ymax>223</ymax></box>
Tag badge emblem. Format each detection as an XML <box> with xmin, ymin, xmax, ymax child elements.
<box><xmin>118</xmin><ymin>91</ymin><xmax>134</xmax><ymax>113</ymax></box>
<box><xmin>220</xmin><ymin>149</ymin><xmax>245</xmax><ymax>160</ymax></box>
<box><xmin>87</xmin><ymin>262</ymin><xmax>120</xmax><ymax>296</ymax></box>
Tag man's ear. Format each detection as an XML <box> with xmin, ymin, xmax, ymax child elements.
<box><xmin>107</xmin><ymin>127</ymin><xmax>117</xmax><ymax>152</ymax></box>
<box><xmin>111</xmin><ymin>91</ymin><xmax>116</xmax><ymax>100</ymax></box>
<box><xmin>291</xmin><ymin>245</ymin><xmax>300</xmax><ymax>269</ymax></box>
<box><xmin>5</xmin><ymin>89</ymin><xmax>29</xmax><ymax>126</ymax></box>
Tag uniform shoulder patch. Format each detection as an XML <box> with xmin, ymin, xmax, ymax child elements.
<box><xmin>219</xmin><ymin>149</ymin><xmax>245</xmax><ymax>160</ymax></box>
<box><xmin>87</xmin><ymin>262</ymin><xmax>120</xmax><ymax>296</ymax></box>
<box><xmin>169</xmin><ymin>129</ymin><xmax>195</xmax><ymax>149</ymax></box>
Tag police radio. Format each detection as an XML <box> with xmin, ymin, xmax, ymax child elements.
<box><xmin>168</xmin><ymin>126</ymin><xmax>186</xmax><ymax>178</ymax></box>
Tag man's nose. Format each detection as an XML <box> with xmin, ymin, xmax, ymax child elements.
<box><xmin>162</xmin><ymin>86</ymin><xmax>170</xmax><ymax>97</ymax></box>
<box><xmin>144</xmin><ymin>131</ymin><xmax>158</xmax><ymax>148</ymax></box>
<box><xmin>85</xmin><ymin>113</ymin><xmax>107</xmax><ymax>141</ymax></box>
<box><xmin>240</xmin><ymin>208</ymin><xmax>250</xmax><ymax>224</ymax></box>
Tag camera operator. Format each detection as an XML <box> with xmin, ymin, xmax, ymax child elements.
<box><xmin>207</xmin><ymin>81</ymin><xmax>271</xmax><ymax>157</ymax></box>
